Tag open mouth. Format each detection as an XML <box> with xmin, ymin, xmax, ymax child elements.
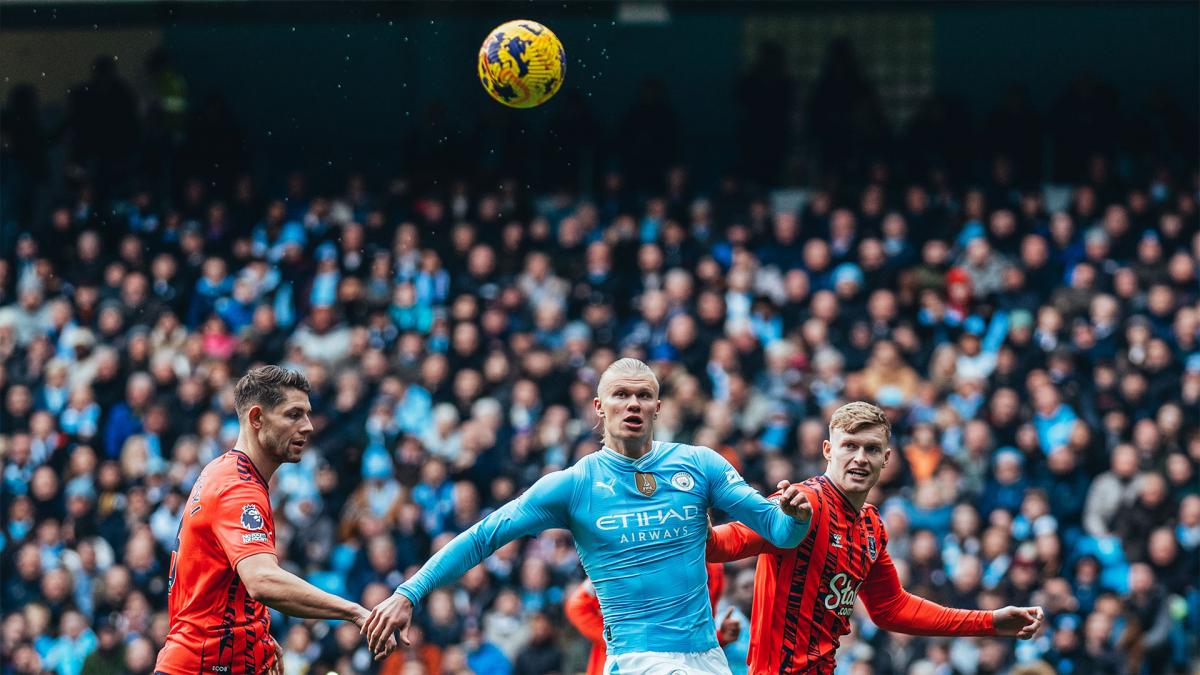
<box><xmin>623</xmin><ymin>415</ymin><xmax>644</xmax><ymax>430</ymax></box>
<box><xmin>846</xmin><ymin>468</ymin><xmax>870</xmax><ymax>479</ymax></box>
<box><xmin>289</xmin><ymin>439</ymin><xmax>307</xmax><ymax>450</ymax></box>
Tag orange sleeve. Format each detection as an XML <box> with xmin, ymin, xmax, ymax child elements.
<box><xmin>705</xmin><ymin>561</ymin><xmax>725</xmax><ymax>614</ymax></box>
<box><xmin>705</xmin><ymin>521</ymin><xmax>783</xmax><ymax>562</ymax></box>
<box><xmin>564</xmin><ymin>584</ymin><xmax>606</xmax><ymax>643</ymax></box>
<box><xmin>212</xmin><ymin>482</ymin><xmax>277</xmax><ymax>568</ymax></box>
<box><xmin>860</xmin><ymin>544</ymin><xmax>995</xmax><ymax>636</ymax></box>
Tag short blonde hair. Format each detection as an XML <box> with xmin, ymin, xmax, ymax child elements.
<box><xmin>828</xmin><ymin>401</ymin><xmax>891</xmax><ymax>440</ymax></box>
<box><xmin>597</xmin><ymin>358</ymin><xmax>659</xmax><ymax>397</ymax></box>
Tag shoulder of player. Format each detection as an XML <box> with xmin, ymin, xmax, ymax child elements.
<box><xmin>801</xmin><ymin>475</ymin><xmax>824</xmax><ymax>490</ymax></box>
<box><xmin>860</xmin><ymin>501</ymin><xmax>884</xmax><ymax>524</ymax></box>
<box><xmin>204</xmin><ymin>455</ymin><xmax>270</xmax><ymax>501</ymax></box>
<box><xmin>534</xmin><ymin>460</ymin><xmax>589</xmax><ymax>498</ymax></box>
<box><xmin>860</xmin><ymin>502</ymin><xmax>887</xmax><ymax>537</ymax></box>
<box><xmin>664</xmin><ymin>441</ymin><xmax>720</xmax><ymax>465</ymax></box>
<box><xmin>564</xmin><ymin>452</ymin><xmax>602</xmax><ymax>479</ymax></box>
<box><xmin>662</xmin><ymin>443</ymin><xmax>726</xmax><ymax>481</ymax></box>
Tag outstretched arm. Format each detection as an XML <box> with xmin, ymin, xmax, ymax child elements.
<box><xmin>706</xmin><ymin>521</ymin><xmax>786</xmax><ymax>562</ymax></box>
<box><xmin>394</xmin><ymin>469</ymin><xmax>572</xmax><ymax>606</ymax></box>
<box><xmin>861</xmin><ymin>546</ymin><xmax>996</xmax><ymax>636</ymax></box>
<box><xmin>238</xmin><ymin>553</ymin><xmax>365</xmax><ymax>623</ymax></box>
<box><xmin>704</xmin><ymin>453</ymin><xmax>810</xmax><ymax>549</ymax></box>
<box><xmin>363</xmin><ymin>470</ymin><xmax>574</xmax><ymax>653</ymax></box>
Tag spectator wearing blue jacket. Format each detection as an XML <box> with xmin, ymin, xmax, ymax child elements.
<box><xmin>1032</xmin><ymin>383</ymin><xmax>1078</xmax><ymax>454</ymax></box>
<box><xmin>1037</xmin><ymin>446</ymin><xmax>1091</xmax><ymax>532</ymax></box>
<box><xmin>40</xmin><ymin>611</ymin><xmax>96</xmax><ymax>675</ymax></box>
<box><xmin>462</xmin><ymin>620</ymin><xmax>511</xmax><ymax>675</ymax></box>
<box><xmin>185</xmin><ymin>258</ymin><xmax>233</xmax><ymax>329</ymax></box>
<box><xmin>979</xmin><ymin>448</ymin><xmax>1030</xmax><ymax>517</ymax></box>
<box><xmin>102</xmin><ymin>373</ymin><xmax>154</xmax><ymax>459</ymax></box>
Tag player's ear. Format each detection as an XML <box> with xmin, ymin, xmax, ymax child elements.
<box><xmin>822</xmin><ymin>439</ymin><xmax>832</xmax><ymax>461</ymax></box>
<box><xmin>592</xmin><ymin>397</ymin><xmax>603</xmax><ymax>416</ymax></box>
<box><xmin>248</xmin><ymin>405</ymin><xmax>263</xmax><ymax>430</ymax></box>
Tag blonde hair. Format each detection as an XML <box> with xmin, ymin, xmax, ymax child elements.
<box><xmin>597</xmin><ymin>358</ymin><xmax>659</xmax><ymax>397</ymax></box>
<box><xmin>828</xmin><ymin>401</ymin><xmax>892</xmax><ymax>440</ymax></box>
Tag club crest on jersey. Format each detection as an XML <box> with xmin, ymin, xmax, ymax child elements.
<box><xmin>867</xmin><ymin>536</ymin><xmax>878</xmax><ymax>561</ymax></box>
<box><xmin>830</xmin><ymin>532</ymin><xmax>844</xmax><ymax>549</ymax></box>
<box><xmin>635</xmin><ymin>472</ymin><xmax>657</xmax><ymax>497</ymax></box>
<box><xmin>670</xmin><ymin>471</ymin><xmax>694</xmax><ymax>491</ymax></box>
<box><xmin>241</xmin><ymin>504</ymin><xmax>264</xmax><ymax>531</ymax></box>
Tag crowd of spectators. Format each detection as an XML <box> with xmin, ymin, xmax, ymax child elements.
<box><xmin>2</xmin><ymin>44</ymin><xmax>1199</xmax><ymax>675</ymax></box>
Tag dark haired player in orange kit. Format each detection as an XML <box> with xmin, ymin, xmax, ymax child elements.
<box><xmin>707</xmin><ymin>402</ymin><xmax>1044</xmax><ymax>674</ymax></box>
<box><xmin>155</xmin><ymin>366</ymin><xmax>394</xmax><ymax>674</ymax></box>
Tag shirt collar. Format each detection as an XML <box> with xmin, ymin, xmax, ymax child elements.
<box><xmin>819</xmin><ymin>474</ymin><xmax>863</xmax><ymax>521</ymax></box>
<box><xmin>601</xmin><ymin>441</ymin><xmax>663</xmax><ymax>470</ymax></box>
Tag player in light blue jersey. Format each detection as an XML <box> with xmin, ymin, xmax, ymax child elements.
<box><xmin>363</xmin><ymin>358</ymin><xmax>811</xmax><ymax>673</ymax></box>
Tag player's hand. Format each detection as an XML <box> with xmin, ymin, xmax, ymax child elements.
<box><xmin>361</xmin><ymin>592</ymin><xmax>413</xmax><ymax>656</ymax></box>
<box><xmin>776</xmin><ymin>480</ymin><xmax>812</xmax><ymax>521</ymax></box>
<box><xmin>716</xmin><ymin>607</ymin><xmax>741</xmax><ymax>647</ymax></box>
<box><xmin>992</xmin><ymin>605</ymin><xmax>1044</xmax><ymax>639</ymax></box>
<box><xmin>267</xmin><ymin>641</ymin><xmax>284</xmax><ymax>675</ymax></box>
<box><xmin>375</xmin><ymin>634</ymin><xmax>399</xmax><ymax>661</ymax></box>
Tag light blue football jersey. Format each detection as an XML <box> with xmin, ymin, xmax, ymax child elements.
<box><xmin>395</xmin><ymin>441</ymin><xmax>809</xmax><ymax>655</ymax></box>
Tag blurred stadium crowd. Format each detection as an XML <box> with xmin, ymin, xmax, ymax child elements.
<box><xmin>1</xmin><ymin>44</ymin><xmax>1199</xmax><ymax>675</ymax></box>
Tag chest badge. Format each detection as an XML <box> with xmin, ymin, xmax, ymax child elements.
<box><xmin>634</xmin><ymin>472</ymin><xmax>657</xmax><ymax>497</ymax></box>
<box><xmin>671</xmin><ymin>471</ymin><xmax>694</xmax><ymax>491</ymax></box>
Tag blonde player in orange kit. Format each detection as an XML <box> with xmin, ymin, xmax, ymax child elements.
<box><xmin>706</xmin><ymin>402</ymin><xmax>1044</xmax><ymax>674</ymax></box>
<box><xmin>155</xmin><ymin>366</ymin><xmax>394</xmax><ymax>674</ymax></box>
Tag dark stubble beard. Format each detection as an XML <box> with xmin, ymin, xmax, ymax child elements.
<box><xmin>262</xmin><ymin>423</ymin><xmax>296</xmax><ymax>464</ymax></box>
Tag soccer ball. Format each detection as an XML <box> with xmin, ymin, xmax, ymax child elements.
<box><xmin>477</xmin><ymin>20</ymin><xmax>565</xmax><ymax>108</ymax></box>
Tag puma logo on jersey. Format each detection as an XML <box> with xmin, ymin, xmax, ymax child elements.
<box><xmin>594</xmin><ymin>478</ymin><xmax>616</xmax><ymax>496</ymax></box>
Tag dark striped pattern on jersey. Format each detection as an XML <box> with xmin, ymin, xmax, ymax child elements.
<box><xmin>233</xmin><ymin>450</ymin><xmax>267</xmax><ymax>487</ymax></box>
<box><xmin>775</xmin><ymin>476</ymin><xmax>883</xmax><ymax>674</ymax></box>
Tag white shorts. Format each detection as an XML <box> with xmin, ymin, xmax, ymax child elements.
<box><xmin>603</xmin><ymin>647</ymin><xmax>732</xmax><ymax>675</ymax></box>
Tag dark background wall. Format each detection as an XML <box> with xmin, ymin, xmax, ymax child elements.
<box><xmin>159</xmin><ymin>6</ymin><xmax>747</xmax><ymax>183</ymax></box>
<box><xmin>932</xmin><ymin>3</ymin><xmax>1198</xmax><ymax>113</ymax></box>
<box><xmin>3</xmin><ymin>1</ymin><xmax>1196</xmax><ymax>189</ymax></box>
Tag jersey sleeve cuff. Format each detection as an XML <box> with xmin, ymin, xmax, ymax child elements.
<box><xmin>395</xmin><ymin>584</ymin><xmax>420</xmax><ymax>607</ymax></box>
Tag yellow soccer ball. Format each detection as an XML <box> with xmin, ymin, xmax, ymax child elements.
<box><xmin>478</xmin><ymin>20</ymin><xmax>565</xmax><ymax>108</ymax></box>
